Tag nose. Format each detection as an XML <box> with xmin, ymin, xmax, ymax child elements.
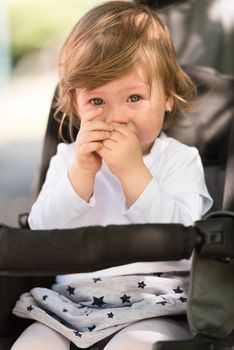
<box><xmin>105</xmin><ymin>105</ymin><xmax>129</xmax><ymax>124</ymax></box>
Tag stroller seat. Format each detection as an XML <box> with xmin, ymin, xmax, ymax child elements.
<box><xmin>0</xmin><ymin>65</ymin><xmax>233</xmax><ymax>350</ymax></box>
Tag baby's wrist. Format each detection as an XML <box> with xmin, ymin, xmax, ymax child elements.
<box><xmin>121</xmin><ymin>164</ymin><xmax>152</xmax><ymax>185</ymax></box>
<box><xmin>68</xmin><ymin>162</ymin><xmax>96</xmax><ymax>202</ymax></box>
<box><xmin>117</xmin><ymin>161</ymin><xmax>147</xmax><ymax>182</ymax></box>
<box><xmin>120</xmin><ymin>164</ymin><xmax>153</xmax><ymax>207</ymax></box>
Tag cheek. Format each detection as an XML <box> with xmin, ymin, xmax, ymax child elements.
<box><xmin>136</xmin><ymin>116</ymin><xmax>164</xmax><ymax>145</ymax></box>
<box><xmin>75</xmin><ymin>93</ymin><xmax>89</xmax><ymax>116</ymax></box>
<box><xmin>139</xmin><ymin>114</ymin><xmax>164</xmax><ymax>133</ymax></box>
<box><xmin>75</xmin><ymin>100</ymin><xmax>84</xmax><ymax>114</ymax></box>
<box><xmin>75</xmin><ymin>102</ymin><xmax>91</xmax><ymax>122</ymax></box>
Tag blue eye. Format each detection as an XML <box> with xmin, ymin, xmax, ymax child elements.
<box><xmin>128</xmin><ymin>95</ymin><xmax>141</xmax><ymax>103</ymax></box>
<box><xmin>90</xmin><ymin>98</ymin><xmax>104</xmax><ymax>106</ymax></box>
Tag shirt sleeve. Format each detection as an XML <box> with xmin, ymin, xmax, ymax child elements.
<box><xmin>123</xmin><ymin>147</ymin><xmax>213</xmax><ymax>226</ymax></box>
<box><xmin>28</xmin><ymin>143</ymin><xmax>95</xmax><ymax>229</ymax></box>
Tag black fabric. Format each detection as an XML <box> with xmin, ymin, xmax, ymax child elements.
<box><xmin>223</xmin><ymin>116</ymin><xmax>234</xmax><ymax>211</ymax></box>
<box><xmin>134</xmin><ymin>0</ymin><xmax>185</xmax><ymax>9</ymax></box>
<box><xmin>168</xmin><ymin>66</ymin><xmax>234</xmax><ymax>211</ymax></box>
<box><xmin>0</xmin><ymin>337</ymin><xmax>17</xmax><ymax>350</ymax></box>
<box><xmin>0</xmin><ymin>275</ymin><xmax>54</xmax><ymax>338</ymax></box>
<box><xmin>69</xmin><ymin>334</ymin><xmax>116</xmax><ymax>350</ymax></box>
<box><xmin>203</xmin><ymin>167</ymin><xmax>225</xmax><ymax>211</ymax></box>
<box><xmin>165</xmin><ymin>66</ymin><xmax>234</xmax><ymax>168</ymax></box>
<box><xmin>0</xmin><ymin>277</ymin><xmax>31</xmax><ymax>337</ymax></box>
<box><xmin>36</xmin><ymin>89</ymin><xmax>65</xmax><ymax>194</ymax></box>
<box><xmin>36</xmin><ymin>87</ymin><xmax>79</xmax><ymax>195</ymax></box>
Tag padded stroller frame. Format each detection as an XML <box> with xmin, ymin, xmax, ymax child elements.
<box><xmin>0</xmin><ymin>65</ymin><xmax>234</xmax><ymax>350</ymax></box>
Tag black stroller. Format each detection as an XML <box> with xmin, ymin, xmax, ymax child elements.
<box><xmin>0</xmin><ymin>65</ymin><xmax>233</xmax><ymax>350</ymax></box>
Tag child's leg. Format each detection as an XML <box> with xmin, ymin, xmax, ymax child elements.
<box><xmin>11</xmin><ymin>322</ymin><xmax>69</xmax><ymax>350</ymax></box>
<box><xmin>104</xmin><ymin>317</ymin><xmax>191</xmax><ymax>350</ymax></box>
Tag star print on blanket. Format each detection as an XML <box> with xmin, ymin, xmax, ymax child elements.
<box><xmin>12</xmin><ymin>272</ymin><xmax>189</xmax><ymax>349</ymax></box>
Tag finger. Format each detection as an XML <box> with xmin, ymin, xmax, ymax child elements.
<box><xmin>81</xmin><ymin>107</ymin><xmax>104</xmax><ymax>125</ymax></box>
<box><xmin>96</xmin><ymin>146</ymin><xmax>109</xmax><ymax>158</ymax></box>
<box><xmin>79</xmin><ymin>131</ymin><xmax>112</xmax><ymax>145</ymax></box>
<box><xmin>102</xmin><ymin>138</ymin><xmax>116</xmax><ymax>150</ymax></box>
<box><xmin>107</xmin><ymin>130</ymin><xmax>123</xmax><ymax>142</ymax></box>
<box><xmin>80</xmin><ymin>142</ymin><xmax>103</xmax><ymax>155</ymax></box>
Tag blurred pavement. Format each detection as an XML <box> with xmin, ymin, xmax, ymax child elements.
<box><xmin>0</xmin><ymin>72</ymin><xmax>57</xmax><ymax>226</ymax></box>
<box><xmin>0</xmin><ymin>141</ymin><xmax>42</xmax><ymax>226</ymax></box>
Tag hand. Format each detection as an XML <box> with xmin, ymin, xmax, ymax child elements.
<box><xmin>68</xmin><ymin>108</ymin><xmax>113</xmax><ymax>202</ymax></box>
<box><xmin>73</xmin><ymin>107</ymin><xmax>113</xmax><ymax>177</ymax></box>
<box><xmin>97</xmin><ymin>123</ymin><xmax>153</xmax><ymax>206</ymax></box>
<box><xmin>97</xmin><ymin>123</ymin><xmax>144</xmax><ymax>180</ymax></box>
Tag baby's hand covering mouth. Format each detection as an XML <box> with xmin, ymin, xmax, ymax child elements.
<box><xmin>111</xmin><ymin>122</ymin><xmax>136</xmax><ymax>135</ymax></box>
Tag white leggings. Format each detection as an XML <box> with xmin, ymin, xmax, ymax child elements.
<box><xmin>11</xmin><ymin>317</ymin><xmax>191</xmax><ymax>350</ymax></box>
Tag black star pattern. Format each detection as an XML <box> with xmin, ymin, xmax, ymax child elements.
<box><xmin>93</xmin><ymin>278</ymin><xmax>102</xmax><ymax>283</ymax></box>
<box><xmin>91</xmin><ymin>296</ymin><xmax>106</xmax><ymax>307</ymax></box>
<box><xmin>74</xmin><ymin>330</ymin><xmax>82</xmax><ymax>337</ymax></box>
<box><xmin>179</xmin><ymin>296</ymin><xmax>187</xmax><ymax>303</ymax></box>
<box><xmin>42</xmin><ymin>295</ymin><xmax>48</xmax><ymax>301</ymax></box>
<box><xmin>88</xmin><ymin>325</ymin><xmax>96</xmax><ymax>332</ymax></box>
<box><xmin>63</xmin><ymin>308</ymin><xmax>68</xmax><ymax>313</ymax></box>
<box><xmin>107</xmin><ymin>312</ymin><xmax>114</xmax><ymax>318</ymax></box>
<box><xmin>27</xmin><ymin>305</ymin><xmax>33</xmax><ymax>311</ymax></box>
<box><xmin>67</xmin><ymin>286</ymin><xmax>75</xmax><ymax>295</ymax></box>
<box><xmin>120</xmin><ymin>294</ymin><xmax>131</xmax><ymax>303</ymax></box>
<box><xmin>138</xmin><ymin>281</ymin><xmax>146</xmax><ymax>289</ymax></box>
<box><xmin>173</xmin><ymin>286</ymin><xmax>184</xmax><ymax>294</ymax></box>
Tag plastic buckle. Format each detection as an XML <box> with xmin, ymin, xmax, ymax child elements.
<box><xmin>195</xmin><ymin>215</ymin><xmax>234</xmax><ymax>259</ymax></box>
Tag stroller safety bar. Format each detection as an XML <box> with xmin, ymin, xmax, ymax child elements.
<box><xmin>0</xmin><ymin>213</ymin><xmax>233</xmax><ymax>276</ymax></box>
<box><xmin>0</xmin><ymin>223</ymin><xmax>196</xmax><ymax>276</ymax></box>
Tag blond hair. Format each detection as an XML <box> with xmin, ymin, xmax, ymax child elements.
<box><xmin>55</xmin><ymin>1</ymin><xmax>196</xmax><ymax>141</ymax></box>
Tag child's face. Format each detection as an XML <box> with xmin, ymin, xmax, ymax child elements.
<box><xmin>75</xmin><ymin>69</ymin><xmax>173</xmax><ymax>154</ymax></box>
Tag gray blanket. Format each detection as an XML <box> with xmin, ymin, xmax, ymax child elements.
<box><xmin>13</xmin><ymin>272</ymin><xmax>189</xmax><ymax>348</ymax></box>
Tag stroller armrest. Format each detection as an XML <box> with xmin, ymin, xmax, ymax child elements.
<box><xmin>0</xmin><ymin>223</ymin><xmax>196</xmax><ymax>276</ymax></box>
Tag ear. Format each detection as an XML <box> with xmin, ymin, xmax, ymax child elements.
<box><xmin>165</xmin><ymin>95</ymin><xmax>174</xmax><ymax>112</ymax></box>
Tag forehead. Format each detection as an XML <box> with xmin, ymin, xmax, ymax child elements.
<box><xmin>93</xmin><ymin>71</ymin><xmax>148</xmax><ymax>92</ymax></box>
<box><xmin>75</xmin><ymin>71</ymin><xmax>144</xmax><ymax>97</ymax></box>
<box><xmin>79</xmin><ymin>67</ymin><xmax>162</xmax><ymax>96</ymax></box>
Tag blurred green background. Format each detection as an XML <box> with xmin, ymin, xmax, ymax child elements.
<box><xmin>9</xmin><ymin>0</ymin><xmax>101</xmax><ymax>66</ymax></box>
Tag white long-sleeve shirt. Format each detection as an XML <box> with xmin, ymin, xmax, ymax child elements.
<box><xmin>29</xmin><ymin>132</ymin><xmax>213</xmax><ymax>281</ymax></box>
